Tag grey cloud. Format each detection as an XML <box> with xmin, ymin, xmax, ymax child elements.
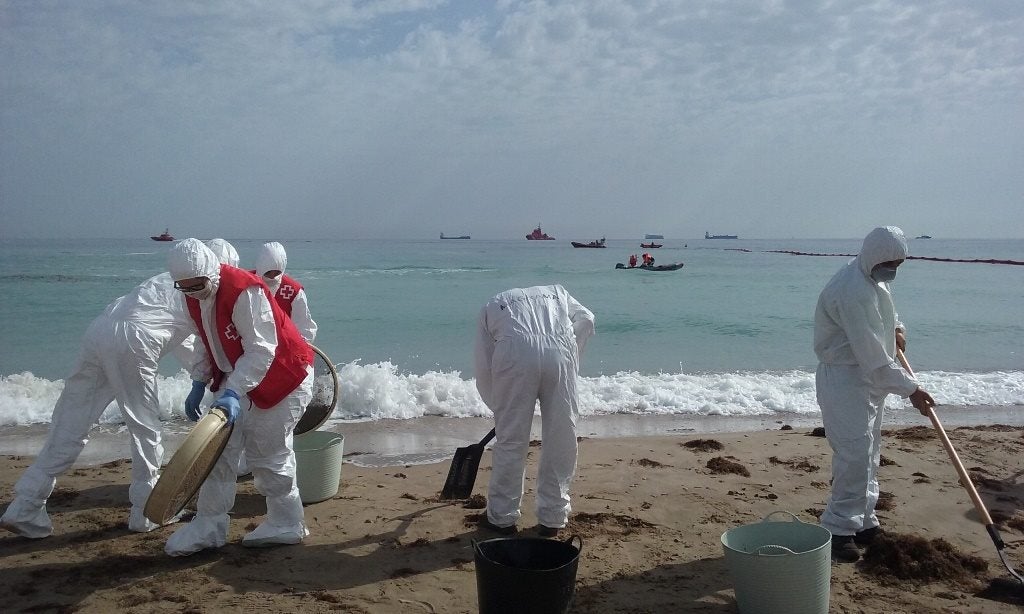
<box><xmin>1</xmin><ymin>0</ymin><xmax>1022</xmax><ymax>239</ymax></box>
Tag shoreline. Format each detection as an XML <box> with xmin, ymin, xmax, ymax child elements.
<box><xmin>0</xmin><ymin>404</ymin><xmax>1020</xmax><ymax>468</ymax></box>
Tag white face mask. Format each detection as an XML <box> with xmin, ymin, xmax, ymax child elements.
<box><xmin>871</xmin><ymin>265</ymin><xmax>899</xmax><ymax>283</ymax></box>
<box><xmin>263</xmin><ymin>274</ymin><xmax>281</xmax><ymax>290</ymax></box>
<box><xmin>183</xmin><ymin>280</ymin><xmax>214</xmax><ymax>300</ymax></box>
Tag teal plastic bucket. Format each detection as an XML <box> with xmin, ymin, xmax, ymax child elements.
<box><xmin>294</xmin><ymin>431</ymin><xmax>344</xmax><ymax>504</ymax></box>
<box><xmin>720</xmin><ymin>511</ymin><xmax>831</xmax><ymax>614</ymax></box>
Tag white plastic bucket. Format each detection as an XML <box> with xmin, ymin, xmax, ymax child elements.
<box><xmin>294</xmin><ymin>431</ymin><xmax>345</xmax><ymax>504</ymax></box>
<box><xmin>720</xmin><ymin>511</ymin><xmax>831</xmax><ymax>614</ymax></box>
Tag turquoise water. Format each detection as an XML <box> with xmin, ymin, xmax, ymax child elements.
<box><xmin>1</xmin><ymin>237</ymin><xmax>1022</xmax><ymax>426</ymax></box>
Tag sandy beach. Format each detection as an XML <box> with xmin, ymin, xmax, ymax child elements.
<box><xmin>2</xmin><ymin>420</ymin><xmax>1023</xmax><ymax>613</ymax></box>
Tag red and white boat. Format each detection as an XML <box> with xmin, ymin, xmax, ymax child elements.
<box><xmin>526</xmin><ymin>224</ymin><xmax>555</xmax><ymax>240</ymax></box>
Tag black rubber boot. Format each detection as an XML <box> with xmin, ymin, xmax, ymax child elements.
<box><xmin>854</xmin><ymin>526</ymin><xmax>881</xmax><ymax>546</ymax></box>
<box><xmin>831</xmin><ymin>535</ymin><xmax>860</xmax><ymax>562</ymax></box>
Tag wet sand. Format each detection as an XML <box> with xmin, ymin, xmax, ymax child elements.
<box><xmin>1</xmin><ymin>419</ymin><xmax>1023</xmax><ymax>612</ymax></box>
<box><xmin>2</xmin><ymin>404</ymin><xmax>1020</xmax><ymax>467</ymax></box>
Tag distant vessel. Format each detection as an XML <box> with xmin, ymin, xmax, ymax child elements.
<box><xmin>571</xmin><ymin>238</ymin><xmax>606</xmax><ymax>248</ymax></box>
<box><xmin>705</xmin><ymin>231</ymin><xmax>738</xmax><ymax>240</ymax></box>
<box><xmin>615</xmin><ymin>262</ymin><xmax>684</xmax><ymax>271</ymax></box>
<box><xmin>526</xmin><ymin>224</ymin><xmax>555</xmax><ymax>240</ymax></box>
<box><xmin>640</xmin><ymin>242</ymin><xmax>662</xmax><ymax>248</ymax></box>
<box><xmin>644</xmin><ymin>234</ymin><xmax>664</xmax><ymax>240</ymax></box>
<box><xmin>150</xmin><ymin>228</ymin><xmax>174</xmax><ymax>242</ymax></box>
<box><xmin>440</xmin><ymin>233</ymin><xmax>470</xmax><ymax>240</ymax></box>
<box><xmin>915</xmin><ymin>235</ymin><xmax>932</xmax><ymax>239</ymax></box>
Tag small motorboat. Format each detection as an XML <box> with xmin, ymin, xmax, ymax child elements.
<box><xmin>151</xmin><ymin>228</ymin><xmax>174</xmax><ymax>242</ymax></box>
<box><xmin>615</xmin><ymin>262</ymin><xmax>684</xmax><ymax>271</ymax></box>
<box><xmin>526</xmin><ymin>224</ymin><xmax>555</xmax><ymax>240</ymax></box>
<box><xmin>571</xmin><ymin>238</ymin><xmax>606</xmax><ymax>248</ymax></box>
<box><xmin>640</xmin><ymin>242</ymin><xmax>662</xmax><ymax>248</ymax></box>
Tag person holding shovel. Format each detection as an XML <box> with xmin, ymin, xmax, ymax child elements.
<box><xmin>813</xmin><ymin>226</ymin><xmax>935</xmax><ymax>562</ymax></box>
<box><xmin>474</xmin><ymin>284</ymin><xmax>595</xmax><ymax>537</ymax></box>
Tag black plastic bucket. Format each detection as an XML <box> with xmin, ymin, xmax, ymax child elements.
<box><xmin>474</xmin><ymin>535</ymin><xmax>582</xmax><ymax>614</ymax></box>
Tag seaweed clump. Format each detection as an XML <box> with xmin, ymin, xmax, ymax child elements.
<box><xmin>860</xmin><ymin>532</ymin><xmax>988</xmax><ymax>588</ymax></box>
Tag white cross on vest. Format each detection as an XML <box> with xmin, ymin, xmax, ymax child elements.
<box><xmin>279</xmin><ymin>284</ymin><xmax>296</xmax><ymax>300</ymax></box>
<box><xmin>225</xmin><ymin>323</ymin><xmax>240</xmax><ymax>341</ymax></box>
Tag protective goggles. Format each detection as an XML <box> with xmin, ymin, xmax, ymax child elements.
<box><xmin>174</xmin><ymin>280</ymin><xmax>207</xmax><ymax>292</ymax></box>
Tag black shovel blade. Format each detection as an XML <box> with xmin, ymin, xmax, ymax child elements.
<box><xmin>440</xmin><ymin>428</ymin><xmax>496</xmax><ymax>500</ymax></box>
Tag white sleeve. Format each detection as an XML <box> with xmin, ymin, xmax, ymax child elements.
<box><xmin>566</xmin><ymin>293</ymin><xmax>595</xmax><ymax>362</ymax></box>
<box><xmin>868</xmin><ymin>361</ymin><xmax>919</xmax><ymax>397</ymax></box>
<box><xmin>291</xmin><ymin>289</ymin><xmax>318</xmax><ymax>343</ymax></box>
<box><xmin>474</xmin><ymin>305</ymin><xmax>495</xmax><ymax>409</ymax></box>
<box><xmin>168</xmin><ymin>335</ymin><xmax>205</xmax><ymax>379</ymax></box>
<box><xmin>223</xmin><ymin>287</ymin><xmax>277</xmax><ymax>396</ymax></box>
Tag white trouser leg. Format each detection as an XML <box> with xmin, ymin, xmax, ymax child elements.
<box><xmin>535</xmin><ymin>340</ymin><xmax>579</xmax><ymax>528</ymax></box>
<box><xmin>165</xmin><ymin>409</ymin><xmax>245</xmax><ymax>556</ymax></box>
<box><xmin>2</xmin><ymin>350</ymin><xmax>113</xmax><ymax>538</ymax></box>
<box><xmin>100</xmin><ymin>334</ymin><xmax>164</xmax><ymax>531</ymax></box>
<box><xmin>242</xmin><ymin>367</ymin><xmax>312</xmax><ymax>547</ymax></box>
<box><xmin>486</xmin><ymin>340</ymin><xmax>541</xmax><ymax>528</ymax></box>
<box><xmin>817</xmin><ymin>363</ymin><xmax>885</xmax><ymax>536</ymax></box>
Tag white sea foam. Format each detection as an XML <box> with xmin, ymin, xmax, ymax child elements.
<box><xmin>2</xmin><ymin>363</ymin><xmax>1021</xmax><ymax>427</ymax></box>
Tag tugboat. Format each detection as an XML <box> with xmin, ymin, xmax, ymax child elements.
<box><xmin>150</xmin><ymin>228</ymin><xmax>174</xmax><ymax>242</ymax></box>
<box><xmin>571</xmin><ymin>237</ymin><xmax>606</xmax><ymax>248</ymax></box>
<box><xmin>526</xmin><ymin>224</ymin><xmax>555</xmax><ymax>240</ymax></box>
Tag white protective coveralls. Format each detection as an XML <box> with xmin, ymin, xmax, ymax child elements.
<box><xmin>814</xmin><ymin>226</ymin><xmax>919</xmax><ymax>536</ymax></box>
<box><xmin>0</xmin><ymin>273</ymin><xmax>199</xmax><ymax>537</ymax></box>
<box><xmin>206</xmin><ymin>238</ymin><xmax>240</xmax><ymax>267</ymax></box>
<box><xmin>255</xmin><ymin>241</ymin><xmax>317</xmax><ymax>342</ymax></box>
<box><xmin>475</xmin><ymin>285</ymin><xmax>595</xmax><ymax>529</ymax></box>
<box><xmin>164</xmin><ymin>239</ymin><xmax>313</xmax><ymax>556</ymax></box>
<box><xmin>177</xmin><ymin>238</ymin><xmax>241</xmax><ymax>360</ymax></box>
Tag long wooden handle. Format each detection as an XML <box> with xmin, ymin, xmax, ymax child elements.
<box><xmin>897</xmin><ymin>349</ymin><xmax>994</xmax><ymax>525</ymax></box>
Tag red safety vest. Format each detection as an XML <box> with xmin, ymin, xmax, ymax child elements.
<box><xmin>187</xmin><ymin>265</ymin><xmax>312</xmax><ymax>409</ymax></box>
<box><xmin>249</xmin><ymin>271</ymin><xmax>303</xmax><ymax>317</ymax></box>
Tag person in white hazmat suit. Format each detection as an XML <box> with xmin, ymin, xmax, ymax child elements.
<box><xmin>177</xmin><ymin>238</ymin><xmax>241</xmax><ymax>365</ymax></box>
<box><xmin>0</xmin><ymin>272</ymin><xmax>201</xmax><ymax>538</ymax></box>
<box><xmin>164</xmin><ymin>239</ymin><xmax>314</xmax><ymax>556</ymax></box>
<box><xmin>474</xmin><ymin>285</ymin><xmax>595</xmax><ymax>537</ymax></box>
<box><xmin>206</xmin><ymin>238</ymin><xmax>240</xmax><ymax>268</ymax></box>
<box><xmin>254</xmin><ymin>241</ymin><xmax>317</xmax><ymax>343</ymax></box>
<box><xmin>814</xmin><ymin>226</ymin><xmax>935</xmax><ymax>562</ymax></box>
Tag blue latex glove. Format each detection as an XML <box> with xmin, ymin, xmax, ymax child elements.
<box><xmin>185</xmin><ymin>380</ymin><xmax>207</xmax><ymax>421</ymax></box>
<box><xmin>212</xmin><ymin>389</ymin><xmax>241</xmax><ymax>425</ymax></box>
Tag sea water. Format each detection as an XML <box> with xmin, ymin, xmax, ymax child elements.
<box><xmin>1</xmin><ymin>237</ymin><xmax>1021</xmax><ymax>441</ymax></box>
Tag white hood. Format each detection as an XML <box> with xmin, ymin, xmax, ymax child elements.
<box><xmin>206</xmin><ymin>238</ymin><xmax>240</xmax><ymax>267</ymax></box>
<box><xmin>856</xmin><ymin>226</ymin><xmax>908</xmax><ymax>277</ymax></box>
<box><xmin>168</xmin><ymin>238</ymin><xmax>221</xmax><ymax>291</ymax></box>
<box><xmin>255</xmin><ymin>242</ymin><xmax>287</xmax><ymax>277</ymax></box>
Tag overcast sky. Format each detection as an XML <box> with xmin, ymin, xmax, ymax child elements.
<box><xmin>2</xmin><ymin>1</ymin><xmax>1022</xmax><ymax>240</ymax></box>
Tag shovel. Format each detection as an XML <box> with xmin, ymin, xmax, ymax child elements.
<box><xmin>897</xmin><ymin>349</ymin><xmax>1024</xmax><ymax>588</ymax></box>
<box><xmin>440</xmin><ymin>428</ymin><xmax>496</xmax><ymax>500</ymax></box>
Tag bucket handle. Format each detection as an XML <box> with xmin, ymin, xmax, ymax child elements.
<box><xmin>564</xmin><ymin>534</ymin><xmax>583</xmax><ymax>553</ymax></box>
<box><xmin>753</xmin><ymin>544</ymin><xmax>798</xmax><ymax>556</ymax></box>
<box><xmin>760</xmin><ymin>510</ymin><xmax>804</xmax><ymax>524</ymax></box>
